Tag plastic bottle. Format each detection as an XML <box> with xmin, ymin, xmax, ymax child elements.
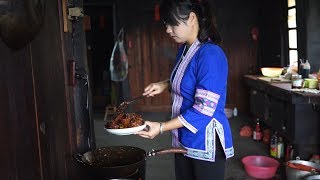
<box><xmin>270</xmin><ymin>131</ymin><xmax>278</xmax><ymax>158</ymax></box>
<box><xmin>302</xmin><ymin>60</ymin><xmax>311</xmax><ymax>79</ymax></box>
<box><xmin>233</xmin><ymin>107</ymin><xmax>238</xmax><ymax>117</ymax></box>
<box><xmin>277</xmin><ymin>137</ymin><xmax>284</xmax><ymax>159</ymax></box>
<box><xmin>253</xmin><ymin>118</ymin><xmax>263</xmax><ymax>141</ymax></box>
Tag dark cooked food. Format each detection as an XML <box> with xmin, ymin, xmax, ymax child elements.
<box><xmin>105</xmin><ymin>113</ymin><xmax>144</xmax><ymax>129</ymax></box>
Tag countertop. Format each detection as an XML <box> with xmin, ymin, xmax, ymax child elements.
<box><xmin>244</xmin><ymin>75</ymin><xmax>320</xmax><ymax>104</ymax></box>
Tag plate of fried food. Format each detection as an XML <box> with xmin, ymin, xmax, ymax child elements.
<box><xmin>104</xmin><ymin>113</ymin><xmax>146</xmax><ymax>135</ymax></box>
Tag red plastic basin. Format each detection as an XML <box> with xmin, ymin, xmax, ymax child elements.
<box><xmin>242</xmin><ymin>155</ymin><xmax>279</xmax><ymax>179</ymax></box>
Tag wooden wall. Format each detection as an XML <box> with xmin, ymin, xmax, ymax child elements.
<box><xmin>116</xmin><ymin>0</ymin><xmax>261</xmax><ymax>113</ymax></box>
<box><xmin>126</xmin><ymin>23</ymin><xmax>178</xmax><ymax>112</ymax></box>
<box><xmin>0</xmin><ymin>0</ymin><xmax>93</xmax><ymax>179</ymax></box>
<box><xmin>305</xmin><ymin>0</ymin><xmax>320</xmax><ymax>72</ymax></box>
<box><xmin>0</xmin><ymin>43</ymin><xmax>41</xmax><ymax>179</ymax></box>
<box><xmin>214</xmin><ymin>0</ymin><xmax>260</xmax><ymax>112</ymax></box>
<box><xmin>0</xmin><ymin>0</ymin><xmax>318</xmax><ymax>179</ymax></box>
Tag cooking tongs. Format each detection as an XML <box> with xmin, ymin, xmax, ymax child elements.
<box><xmin>114</xmin><ymin>95</ymin><xmax>146</xmax><ymax>117</ymax></box>
<box><xmin>126</xmin><ymin>95</ymin><xmax>146</xmax><ymax>104</ymax></box>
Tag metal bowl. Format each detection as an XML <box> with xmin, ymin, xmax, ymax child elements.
<box><xmin>305</xmin><ymin>174</ymin><xmax>320</xmax><ymax>180</ymax></box>
<box><xmin>286</xmin><ymin>159</ymin><xmax>320</xmax><ymax>180</ymax></box>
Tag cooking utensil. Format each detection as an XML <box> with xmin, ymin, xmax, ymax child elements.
<box><xmin>114</xmin><ymin>95</ymin><xmax>146</xmax><ymax>117</ymax></box>
<box><xmin>286</xmin><ymin>157</ymin><xmax>320</xmax><ymax>180</ymax></box>
<box><xmin>74</xmin><ymin>146</ymin><xmax>186</xmax><ymax>179</ymax></box>
<box><xmin>305</xmin><ymin>174</ymin><xmax>320</xmax><ymax>180</ymax></box>
<box><xmin>126</xmin><ymin>95</ymin><xmax>146</xmax><ymax>104</ymax></box>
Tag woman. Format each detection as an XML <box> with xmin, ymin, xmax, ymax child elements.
<box><xmin>136</xmin><ymin>0</ymin><xmax>234</xmax><ymax>179</ymax></box>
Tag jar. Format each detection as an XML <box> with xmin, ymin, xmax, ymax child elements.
<box><xmin>292</xmin><ymin>75</ymin><xmax>303</xmax><ymax>89</ymax></box>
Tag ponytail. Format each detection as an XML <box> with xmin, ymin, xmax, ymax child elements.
<box><xmin>160</xmin><ymin>0</ymin><xmax>221</xmax><ymax>45</ymax></box>
<box><xmin>196</xmin><ymin>0</ymin><xmax>221</xmax><ymax>44</ymax></box>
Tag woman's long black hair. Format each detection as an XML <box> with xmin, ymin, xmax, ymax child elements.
<box><xmin>160</xmin><ymin>0</ymin><xmax>221</xmax><ymax>45</ymax></box>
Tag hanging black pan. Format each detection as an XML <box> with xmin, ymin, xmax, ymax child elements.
<box><xmin>74</xmin><ymin>146</ymin><xmax>186</xmax><ymax>179</ymax></box>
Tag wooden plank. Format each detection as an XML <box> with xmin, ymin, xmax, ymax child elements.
<box><xmin>62</xmin><ymin>0</ymin><xmax>69</xmax><ymax>32</ymax></box>
<box><xmin>0</xmin><ymin>43</ymin><xmax>41</xmax><ymax>179</ymax></box>
<box><xmin>126</xmin><ymin>24</ymin><xmax>177</xmax><ymax>112</ymax></box>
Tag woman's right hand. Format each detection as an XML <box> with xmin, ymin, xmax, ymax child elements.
<box><xmin>143</xmin><ymin>80</ymin><xmax>169</xmax><ymax>97</ymax></box>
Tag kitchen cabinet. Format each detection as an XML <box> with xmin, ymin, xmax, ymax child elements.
<box><xmin>249</xmin><ymin>88</ymin><xmax>290</xmax><ymax>137</ymax></box>
<box><xmin>249</xmin><ymin>89</ymin><xmax>266</xmax><ymax>118</ymax></box>
<box><xmin>267</xmin><ymin>96</ymin><xmax>289</xmax><ymax>135</ymax></box>
<box><xmin>245</xmin><ymin>75</ymin><xmax>320</xmax><ymax>159</ymax></box>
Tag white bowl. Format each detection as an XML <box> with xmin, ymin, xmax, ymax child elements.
<box><xmin>261</xmin><ymin>67</ymin><xmax>283</xmax><ymax>77</ymax></box>
<box><xmin>105</xmin><ymin>124</ymin><xmax>146</xmax><ymax>135</ymax></box>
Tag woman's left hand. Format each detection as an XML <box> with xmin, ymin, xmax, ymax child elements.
<box><xmin>136</xmin><ymin>121</ymin><xmax>161</xmax><ymax>139</ymax></box>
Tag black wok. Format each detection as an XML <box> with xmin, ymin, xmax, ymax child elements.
<box><xmin>74</xmin><ymin>146</ymin><xmax>186</xmax><ymax>179</ymax></box>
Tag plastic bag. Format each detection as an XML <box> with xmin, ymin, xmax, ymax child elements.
<box><xmin>109</xmin><ymin>28</ymin><xmax>128</xmax><ymax>81</ymax></box>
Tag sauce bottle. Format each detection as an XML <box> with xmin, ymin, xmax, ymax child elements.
<box><xmin>302</xmin><ymin>60</ymin><xmax>311</xmax><ymax>79</ymax></box>
<box><xmin>253</xmin><ymin>118</ymin><xmax>263</xmax><ymax>141</ymax></box>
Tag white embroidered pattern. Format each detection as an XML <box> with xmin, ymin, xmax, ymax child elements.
<box><xmin>184</xmin><ymin>120</ymin><xmax>215</xmax><ymax>161</ymax></box>
<box><xmin>178</xmin><ymin>115</ymin><xmax>198</xmax><ymax>133</ymax></box>
<box><xmin>183</xmin><ymin>119</ymin><xmax>235</xmax><ymax>162</ymax></box>
<box><xmin>193</xmin><ymin>89</ymin><xmax>220</xmax><ymax>117</ymax></box>
<box><xmin>171</xmin><ymin>40</ymin><xmax>201</xmax><ymax>147</ymax></box>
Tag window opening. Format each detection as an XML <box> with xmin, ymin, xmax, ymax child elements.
<box><xmin>287</xmin><ymin>0</ymin><xmax>298</xmax><ymax>68</ymax></box>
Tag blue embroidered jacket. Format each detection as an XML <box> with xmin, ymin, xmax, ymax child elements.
<box><xmin>170</xmin><ymin>39</ymin><xmax>234</xmax><ymax>162</ymax></box>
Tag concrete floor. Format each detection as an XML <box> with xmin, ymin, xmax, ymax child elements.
<box><xmin>94</xmin><ymin>112</ymin><xmax>285</xmax><ymax>180</ymax></box>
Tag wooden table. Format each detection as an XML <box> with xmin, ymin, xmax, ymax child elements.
<box><xmin>244</xmin><ymin>75</ymin><xmax>320</xmax><ymax>160</ymax></box>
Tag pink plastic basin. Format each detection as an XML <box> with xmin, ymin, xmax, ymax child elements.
<box><xmin>242</xmin><ymin>155</ymin><xmax>279</xmax><ymax>179</ymax></box>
